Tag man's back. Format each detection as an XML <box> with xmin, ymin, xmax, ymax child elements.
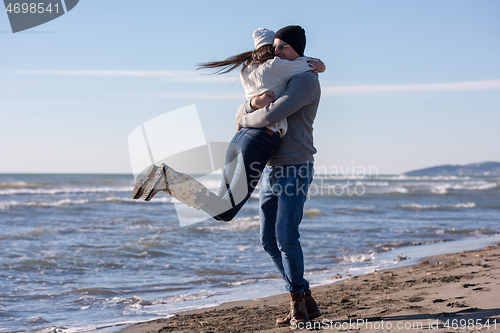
<box><xmin>268</xmin><ymin>71</ymin><xmax>320</xmax><ymax>166</ymax></box>
<box><xmin>238</xmin><ymin>70</ymin><xmax>321</xmax><ymax>166</ymax></box>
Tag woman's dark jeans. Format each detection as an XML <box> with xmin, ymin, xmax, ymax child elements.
<box><xmin>201</xmin><ymin>127</ymin><xmax>280</xmax><ymax>221</ymax></box>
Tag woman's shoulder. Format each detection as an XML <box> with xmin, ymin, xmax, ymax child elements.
<box><xmin>266</xmin><ymin>56</ymin><xmax>311</xmax><ymax>68</ymax></box>
<box><xmin>240</xmin><ymin>61</ymin><xmax>260</xmax><ymax>75</ymax></box>
<box><xmin>271</xmin><ymin>56</ymin><xmax>311</xmax><ymax>63</ymax></box>
<box><xmin>265</xmin><ymin>57</ymin><xmax>312</xmax><ymax>78</ymax></box>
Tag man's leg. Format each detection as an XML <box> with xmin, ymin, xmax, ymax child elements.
<box><xmin>259</xmin><ymin>167</ymin><xmax>287</xmax><ymax>279</ymax></box>
<box><xmin>272</xmin><ymin>164</ymin><xmax>321</xmax><ymax>326</ymax></box>
<box><xmin>260</xmin><ymin>166</ymin><xmax>308</xmax><ymax>326</ymax></box>
<box><xmin>273</xmin><ymin>164</ymin><xmax>314</xmax><ymax>294</ymax></box>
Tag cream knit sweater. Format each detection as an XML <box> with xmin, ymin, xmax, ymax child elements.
<box><xmin>239</xmin><ymin>56</ymin><xmax>311</xmax><ymax>137</ymax></box>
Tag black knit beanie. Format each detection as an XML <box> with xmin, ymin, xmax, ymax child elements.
<box><xmin>274</xmin><ymin>25</ymin><xmax>306</xmax><ymax>56</ymax></box>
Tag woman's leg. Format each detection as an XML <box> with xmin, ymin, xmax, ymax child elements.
<box><xmin>201</xmin><ymin>128</ymin><xmax>280</xmax><ymax>221</ymax></box>
<box><xmin>142</xmin><ymin>132</ymin><xmax>245</xmax><ymax>206</ymax></box>
<box><xmin>214</xmin><ymin>131</ymin><xmax>242</xmax><ymax>206</ymax></box>
<box><xmin>143</xmin><ymin>128</ymin><xmax>279</xmax><ymax>222</ymax></box>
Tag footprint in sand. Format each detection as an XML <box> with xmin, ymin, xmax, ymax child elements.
<box><xmin>432</xmin><ymin>299</ymin><xmax>446</xmax><ymax>303</ymax></box>
<box><xmin>447</xmin><ymin>302</ymin><xmax>468</xmax><ymax>308</ymax></box>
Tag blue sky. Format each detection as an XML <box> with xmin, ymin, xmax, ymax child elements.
<box><xmin>1</xmin><ymin>0</ymin><xmax>499</xmax><ymax>174</ymax></box>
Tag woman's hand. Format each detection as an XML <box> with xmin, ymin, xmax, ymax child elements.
<box><xmin>250</xmin><ymin>91</ymin><xmax>276</xmax><ymax>110</ymax></box>
<box><xmin>308</xmin><ymin>58</ymin><xmax>326</xmax><ymax>73</ymax></box>
<box><xmin>236</xmin><ymin>119</ymin><xmax>242</xmax><ymax>132</ymax></box>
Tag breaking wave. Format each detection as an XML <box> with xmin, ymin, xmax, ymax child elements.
<box><xmin>0</xmin><ymin>199</ymin><xmax>89</xmax><ymax>209</ymax></box>
<box><xmin>0</xmin><ymin>186</ymin><xmax>131</xmax><ymax>196</ymax></box>
<box><xmin>399</xmin><ymin>202</ymin><xmax>476</xmax><ymax>210</ymax></box>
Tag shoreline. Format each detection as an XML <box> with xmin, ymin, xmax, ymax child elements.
<box><xmin>119</xmin><ymin>242</ymin><xmax>500</xmax><ymax>332</ymax></box>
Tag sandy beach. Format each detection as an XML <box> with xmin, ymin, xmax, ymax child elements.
<box><xmin>119</xmin><ymin>243</ymin><xmax>500</xmax><ymax>333</ymax></box>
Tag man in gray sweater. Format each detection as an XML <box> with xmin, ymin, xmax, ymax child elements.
<box><xmin>237</xmin><ymin>25</ymin><xmax>321</xmax><ymax>327</ymax></box>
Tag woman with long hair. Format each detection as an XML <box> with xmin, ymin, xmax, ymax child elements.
<box><xmin>132</xmin><ymin>28</ymin><xmax>325</xmax><ymax>221</ymax></box>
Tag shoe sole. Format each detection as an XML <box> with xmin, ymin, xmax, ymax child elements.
<box><xmin>143</xmin><ymin>167</ymin><xmax>166</xmax><ymax>201</ymax></box>
<box><xmin>132</xmin><ymin>164</ymin><xmax>158</xmax><ymax>199</ymax></box>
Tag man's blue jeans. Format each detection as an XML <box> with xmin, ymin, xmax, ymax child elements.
<box><xmin>259</xmin><ymin>163</ymin><xmax>314</xmax><ymax>294</ymax></box>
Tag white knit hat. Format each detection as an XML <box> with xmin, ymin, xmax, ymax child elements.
<box><xmin>253</xmin><ymin>28</ymin><xmax>275</xmax><ymax>50</ymax></box>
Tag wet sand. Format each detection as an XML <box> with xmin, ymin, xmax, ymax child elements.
<box><xmin>120</xmin><ymin>244</ymin><xmax>500</xmax><ymax>332</ymax></box>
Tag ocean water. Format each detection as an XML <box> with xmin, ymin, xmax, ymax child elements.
<box><xmin>1</xmin><ymin>173</ymin><xmax>499</xmax><ymax>332</ymax></box>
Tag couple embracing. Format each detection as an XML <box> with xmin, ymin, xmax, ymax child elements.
<box><xmin>133</xmin><ymin>25</ymin><xmax>324</xmax><ymax>326</ymax></box>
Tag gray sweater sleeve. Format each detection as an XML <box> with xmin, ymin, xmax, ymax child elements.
<box><xmin>238</xmin><ymin>72</ymin><xmax>319</xmax><ymax>128</ymax></box>
<box><xmin>234</xmin><ymin>100</ymin><xmax>254</xmax><ymax>121</ymax></box>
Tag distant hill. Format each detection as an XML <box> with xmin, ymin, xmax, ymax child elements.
<box><xmin>404</xmin><ymin>161</ymin><xmax>500</xmax><ymax>176</ymax></box>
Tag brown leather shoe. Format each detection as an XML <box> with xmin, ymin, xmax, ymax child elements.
<box><xmin>304</xmin><ymin>290</ymin><xmax>322</xmax><ymax>319</ymax></box>
<box><xmin>276</xmin><ymin>293</ymin><xmax>309</xmax><ymax>326</ymax></box>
